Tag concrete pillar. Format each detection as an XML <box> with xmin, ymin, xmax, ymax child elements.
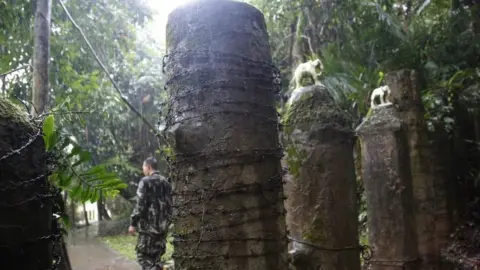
<box><xmin>164</xmin><ymin>1</ymin><xmax>288</xmax><ymax>269</ymax></box>
<box><xmin>356</xmin><ymin>104</ymin><xmax>419</xmax><ymax>270</ymax></box>
<box><xmin>386</xmin><ymin>70</ymin><xmax>451</xmax><ymax>269</ymax></box>
<box><xmin>283</xmin><ymin>85</ymin><xmax>360</xmax><ymax>270</ymax></box>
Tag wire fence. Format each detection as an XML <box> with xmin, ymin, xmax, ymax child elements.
<box><xmin>159</xmin><ymin>48</ymin><xmax>287</xmax><ymax>270</ymax></box>
<box><xmin>0</xmin><ymin>48</ymin><xmax>418</xmax><ymax>270</ymax></box>
<box><xmin>159</xmin><ymin>48</ymin><xmax>375</xmax><ymax>270</ymax></box>
<box><xmin>0</xmin><ymin>113</ymin><xmax>63</xmax><ymax>269</ymax></box>
<box><xmin>0</xmin><ymin>27</ymin><xmax>430</xmax><ymax>270</ymax></box>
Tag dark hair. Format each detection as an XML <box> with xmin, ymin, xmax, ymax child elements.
<box><xmin>143</xmin><ymin>157</ymin><xmax>159</xmax><ymax>170</ymax></box>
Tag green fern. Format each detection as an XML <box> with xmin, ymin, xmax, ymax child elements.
<box><xmin>43</xmin><ymin>115</ymin><xmax>127</xmax><ymax>204</ymax></box>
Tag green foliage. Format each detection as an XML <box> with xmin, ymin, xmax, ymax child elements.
<box><xmin>43</xmin><ymin>114</ymin><xmax>127</xmax><ymax>203</ymax></box>
<box><xmin>283</xmin><ymin>145</ymin><xmax>305</xmax><ymax>178</ymax></box>
<box><xmin>2</xmin><ymin>0</ymin><xmax>166</xmax><ymax>205</ymax></box>
<box><xmin>251</xmin><ymin>0</ymin><xmax>480</xmax><ymax>132</ymax></box>
<box><xmin>0</xmin><ymin>96</ymin><xmax>31</xmax><ymax>125</ymax></box>
<box><xmin>250</xmin><ymin>0</ymin><xmax>480</xmax><ymax>250</ymax></box>
<box><xmin>42</xmin><ymin>115</ymin><xmax>55</xmax><ymax>150</ymax></box>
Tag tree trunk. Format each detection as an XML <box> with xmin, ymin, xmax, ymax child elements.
<box><xmin>70</xmin><ymin>197</ymin><xmax>76</xmax><ymax>228</ymax></box>
<box><xmin>97</xmin><ymin>193</ymin><xmax>104</xmax><ymax>221</ymax></box>
<box><xmin>82</xmin><ymin>203</ymin><xmax>89</xmax><ymax>226</ymax></box>
<box><xmin>1</xmin><ymin>76</ymin><xmax>5</xmax><ymax>96</ymax></box>
<box><xmin>31</xmin><ymin>0</ymin><xmax>51</xmax><ymax>116</ymax></box>
<box><xmin>288</xmin><ymin>20</ymin><xmax>296</xmax><ymax>75</ymax></box>
<box><xmin>291</xmin><ymin>14</ymin><xmax>308</xmax><ymax>74</ymax></box>
<box><xmin>97</xmin><ymin>193</ymin><xmax>103</xmax><ymax>221</ymax></box>
<box><xmin>0</xmin><ymin>98</ymin><xmax>52</xmax><ymax>269</ymax></box>
<box><xmin>97</xmin><ymin>192</ymin><xmax>111</xmax><ymax>221</ymax></box>
<box><xmin>165</xmin><ymin>1</ymin><xmax>289</xmax><ymax>269</ymax></box>
<box><xmin>303</xmin><ymin>0</ymin><xmax>320</xmax><ymax>54</ymax></box>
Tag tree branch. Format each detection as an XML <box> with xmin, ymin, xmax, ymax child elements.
<box><xmin>0</xmin><ymin>65</ymin><xmax>31</xmax><ymax>78</ymax></box>
<box><xmin>57</xmin><ymin>0</ymin><xmax>158</xmax><ymax>137</ymax></box>
<box><xmin>272</xmin><ymin>33</ymin><xmax>294</xmax><ymax>58</ymax></box>
<box><xmin>300</xmin><ymin>35</ymin><xmax>315</xmax><ymax>56</ymax></box>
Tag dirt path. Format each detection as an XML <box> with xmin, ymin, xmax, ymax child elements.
<box><xmin>67</xmin><ymin>223</ymin><xmax>140</xmax><ymax>270</ymax></box>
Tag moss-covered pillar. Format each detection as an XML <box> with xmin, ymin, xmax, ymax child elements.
<box><xmin>356</xmin><ymin>104</ymin><xmax>419</xmax><ymax>270</ymax></box>
<box><xmin>283</xmin><ymin>85</ymin><xmax>360</xmax><ymax>270</ymax></box>
<box><xmin>386</xmin><ymin>70</ymin><xmax>451</xmax><ymax>269</ymax></box>
<box><xmin>0</xmin><ymin>98</ymin><xmax>52</xmax><ymax>269</ymax></box>
<box><xmin>164</xmin><ymin>1</ymin><xmax>288</xmax><ymax>269</ymax></box>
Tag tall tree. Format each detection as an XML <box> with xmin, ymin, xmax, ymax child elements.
<box><xmin>31</xmin><ymin>0</ymin><xmax>52</xmax><ymax>116</ymax></box>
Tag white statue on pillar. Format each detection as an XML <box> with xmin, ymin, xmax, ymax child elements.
<box><xmin>370</xmin><ymin>85</ymin><xmax>392</xmax><ymax>108</ymax></box>
<box><xmin>287</xmin><ymin>59</ymin><xmax>325</xmax><ymax>106</ymax></box>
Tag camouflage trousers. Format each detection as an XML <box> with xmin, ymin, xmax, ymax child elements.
<box><xmin>135</xmin><ymin>233</ymin><xmax>167</xmax><ymax>270</ymax></box>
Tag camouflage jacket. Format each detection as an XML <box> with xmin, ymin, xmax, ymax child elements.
<box><xmin>130</xmin><ymin>172</ymin><xmax>172</xmax><ymax>234</ymax></box>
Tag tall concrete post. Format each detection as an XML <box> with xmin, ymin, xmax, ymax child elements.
<box><xmin>386</xmin><ymin>70</ymin><xmax>451</xmax><ymax>269</ymax></box>
<box><xmin>283</xmin><ymin>85</ymin><xmax>361</xmax><ymax>270</ymax></box>
<box><xmin>164</xmin><ymin>1</ymin><xmax>289</xmax><ymax>269</ymax></box>
<box><xmin>356</xmin><ymin>104</ymin><xmax>420</xmax><ymax>270</ymax></box>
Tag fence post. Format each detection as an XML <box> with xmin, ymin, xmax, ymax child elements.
<box><xmin>283</xmin><ymin>85</ymin><xmax>360</xmax><ymax>270</ymax></box>
<box><xmin>356</xmin><ymin>104</ymin><xmax>419</xmax><ymax>270</ymax></box>
<box><xmin>164</xmin><ymin>1</ymin><xmax>288</xmax><ymax>269</ymax></box>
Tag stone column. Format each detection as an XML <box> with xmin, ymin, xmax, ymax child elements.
<box><xmin>0</xmin><ymin>98</ymin><xmax>52</xmax><ymax>269</ymax></box>
<box><xmin>356</xmin><ymin>105</ymin><xmax>419</xmax><ymax>270</ymax></box>
<box><xmin>386</xmin><ymin>70</ymin><xmax>451</xmax><ymax>269</ymax></box>
<box><xmin>164</xmin><ymin>1</ymin><xmax>288</xmax><ymax>269</ymax></box>
<box><xmin>283</xmin><ymin>85</ymin><xmax>361</xmax><ymax>270</ymax></box>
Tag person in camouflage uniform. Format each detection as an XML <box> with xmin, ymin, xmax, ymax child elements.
<box><xmin>129</xmin><ymin>157</ymin><xmax>172</xmax><ymax>270</ymax></box>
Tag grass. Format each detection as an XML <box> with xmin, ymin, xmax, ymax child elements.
<box><xmin>100</xmin><ymin>233</ymin><xmax>174</xmax><ymax>263</ymax></box>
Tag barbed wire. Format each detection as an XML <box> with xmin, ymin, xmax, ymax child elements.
<box><xmin>160</xmin><ymin>48</ymin><xmax>289</xmax><ymax>269</ymax></box>
<box><xmin>158</xmin><ymin>48</ymin><xmax>381</xmax><ymax>270</ymax></box>
<box><xmin>363</xmin><ymin>258</ymin><xmax>420</xmax><ymax>269</ymax></box>
<box><xmin>0</xmin><ymin>45</ymin><xmax>419</xmax><ymax>270</ymax></box>
<box><xmin>0</xmin><ymin>128</ymin><xmax>42</xmax><ymax>162</ymax></box>
<box><xmin>159</xmin><ymin>48</ymin><xmax>438</xmax><ymax>270</ymax></box>
<box><xmin>0</xmin><ymin>113</ymin><xmax>64</xmax><ymax>269</ymax></box>
<box><xmin>287</xmin><ymin>236</ymin><xmax>373</xmax><ymax>260</ymax></box>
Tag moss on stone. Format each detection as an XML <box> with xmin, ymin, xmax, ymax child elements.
<box><xmin>355</xmin><ymin>104</ymin><xmax>402</xmax><ymax>134</ymax></box>
<box><xmin>0</xmin><ymin>97</ymin><xmax>32</xmax><ymax>128</ymax></box>
<box><xmin>281</xmin><ymin>85</ymin><xmax>351</xmax><ymax>137</ymax></box>
<box><xmin>281</xmin><ymin>85</ymin><xmax>353</xmax><ymax>189</ymax></box>
<box><xmin>365</xmin><ymin>107</ymin><xmax>373</xmax><ymax>118</ymax></box>
<box><xmin>282</xmin><ymin>85</ymin><xmax>353</xmax><ymax>245</ymax></box>
<box><xmin>284</xmin><ymin>145</ymin><xmax>306</xmax><ymax>178</ymax></box>
<box><xmin>302</xmin><ymin>215</ymin><xmax>327</xmax><ymax>243</ymax></box>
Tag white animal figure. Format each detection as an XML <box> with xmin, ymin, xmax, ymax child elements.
<box><xmin>292</xmin><ymin>59</ymin><xmax>324</xmax><ymax>89</ymax></box>
<box><xmin>370</xmin><ymin>85</ymin><xmax>392</xmax><ymax>108</ymax></box>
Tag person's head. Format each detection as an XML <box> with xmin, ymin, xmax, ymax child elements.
<box><xmin>143</xmin><ymin>157</ymin><xmax>159</xmax><ymax>176</ymax></box>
